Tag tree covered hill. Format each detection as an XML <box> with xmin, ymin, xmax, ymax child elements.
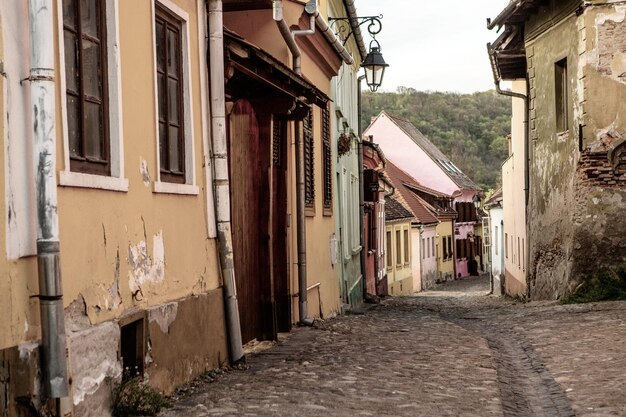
<box><xmin>361</xmin><ymin>88</ymin><xmax>511</xmax><ymax>191</ymax></box>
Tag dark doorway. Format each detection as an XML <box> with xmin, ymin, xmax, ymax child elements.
<box><xmin>271</xmin><ymin>116</ymin><xmax>291</xmax><ymax>332</ymax></box>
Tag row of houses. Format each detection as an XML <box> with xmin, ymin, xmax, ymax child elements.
<box><xmin>362</xmin><ymin>112</ymin><xmax>483</xmax><ymax>296</ymax></box>
<box><xmin>0</xmin><ymin>0</ymin><xmax>485</xmax><ymax>415</ymax></box>
<box><xmin>483</xmin><ymin>0</ymin><xmax>626</xmax><ymax>300</ymax></box>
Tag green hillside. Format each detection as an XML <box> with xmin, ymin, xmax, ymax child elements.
<box><xmin>361</xmin><ymin>88</ymin><xmax>512</xmax><ymax>191</ymax></box>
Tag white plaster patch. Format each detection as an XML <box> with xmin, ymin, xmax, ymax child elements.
<box><xmin>69</xmin><ymin>322</ymin><xmax>122</xmax><ymax>406</ymax></box>
<box><xmin>18</xmin><ymin>343</ymin><xmax>38</xmax><ymax>361</ymax></box>
<box><xmin>148</xmin><ymin>302</ymin><xmax>178</xmax><ymax>333</ymax></box>
<box><xmin>140</xmin><ymin>158</ymin><xmax>151</xmax><ymax>187</ymax></box>
<box><xmin>128</xmin><ymin>231</ymin><xmax>166</xmax><ymax>293</ymax></box>
<box><xmin>610</xmin><ymin>51</ymin><xmax>626</xmax><ymax>79</ymax></box>
<box><xmin>596</xmin><ymin>6</ymin><xmax>626</xmax><ymax>26</ymax></box>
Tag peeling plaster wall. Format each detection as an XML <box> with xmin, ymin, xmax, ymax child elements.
<box><xmin>68</xmin><ymin>322</ymin><xmax>121</xmax><ymax>417</ymax></box>
<box><xmin>526</xmin><ymin>1</ymin><xmax>626</xmax><ymax>299</ymax></box>
<box><xmin>55</xmin><ymin>0</ymin><xmax>221</xmax><ymax>323</ymax></box>
<box><xmin>526</xmin><ymin>7</ymin><xmax>580</xmax><ymax>300</ymax></box>
<box><xmin>147</xmin><ymin>290</ymin><xmax>228</xmax><ymax>394</ymax></box>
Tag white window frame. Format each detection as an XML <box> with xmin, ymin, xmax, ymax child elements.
<box><xmin>56</xmin><ymin>0</ymin><xmax>129</xmax><ymax>192</ymax></box>
<box><xmin>151</xmin><ymin>0</ymin><xmax>198</xmax><ymax>195</ymax></box>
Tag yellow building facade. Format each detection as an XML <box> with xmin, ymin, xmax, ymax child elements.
<box><xmin>436</xmin><ymin>220</ymin><xmax>455</xmax><ymax>282</ymax></box>
<box><xmin>1</xmin><ymin>1</ymin><xmax>228</xmax><ymax>414</ymax></box>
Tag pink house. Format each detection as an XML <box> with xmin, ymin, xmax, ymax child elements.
<box><xmin>364</xmin><ymin>112</ymin><xmax>482</xmax><ymax>278</ymax></box>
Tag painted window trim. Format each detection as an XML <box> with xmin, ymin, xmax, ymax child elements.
<box><xmin>56</xmin><ymin>0</ymin><xmax>127</xmax><ymax>189</ymax></box>
<box><xmin>59</xmin><ymin>171</ymin><xmax>129</xmax><ymax>192</ymax></box>
<box><xmin>151</xmin><ymin>0</ymin><xmax>197</xmax><ymax>191</ymax></box>
<box><xmin>153</xmin><ymin>181</ymin><xmax>199</xmax><ymax>195</ymax></box>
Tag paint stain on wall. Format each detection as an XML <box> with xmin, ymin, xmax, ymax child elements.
<box><xmin>140</xmin><ymin>158</ymin><xmax>151</xmax><ymax>187</ymax></box>
<box><xmin>128</xmin><ymin>231</ymin><xmax>165</xmax><ymax>296</ymax></box>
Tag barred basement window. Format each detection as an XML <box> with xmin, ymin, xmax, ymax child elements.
<box><xmin>63</xmin><ymin>0</ymin><xmax>110</xmax><ymax>175</ymax></box>
<box><xmin>304</xmin><ymin>109</ymin><xmax>315</xmax><ymax>208</ymax></box>
<box><xmin>322</xmin><ymin>106</ymin><xmax>332</xmax><ymax>211</ymax></box>
<box><xmin>156</xmin><ymin>6</ymin><xmax>185</xmax><ymax>184</ymax></box>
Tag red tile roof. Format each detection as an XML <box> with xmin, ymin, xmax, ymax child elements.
<box><xmin>385</xmin><ymin>161</ymin><xmax>439</xmax><ymax>225</ymax></box>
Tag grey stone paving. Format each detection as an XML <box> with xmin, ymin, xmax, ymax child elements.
<box><xmin>159</xmin><ymin>276</ymin><xmax>626</xmax><ymax>417</ymax></box>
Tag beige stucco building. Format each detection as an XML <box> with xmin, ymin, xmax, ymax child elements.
<box><xmin>501</xmin><ymin>81</ymin><xmax>528</xmax><ymax>297</ymax></box>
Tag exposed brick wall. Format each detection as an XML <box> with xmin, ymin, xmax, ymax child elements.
<box><xmin>597</xmin><ymin>19</ymin><xmax>626</xmax><ymax>78</ymax></box>
<box><xmin>578</xmin><ymin>145</ymin><xmax>626</xmax><ymax>186</ymax></box>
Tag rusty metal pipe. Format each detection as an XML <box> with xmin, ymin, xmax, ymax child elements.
<box><xmin>208</xmin><ymin>0</ymin><xmax>244</xmax><ymax>362</ymax></box>
<box><xmin>29</xmin><ymin>0</ymin><xmax>68</xmax><ymax>398</ymax></box>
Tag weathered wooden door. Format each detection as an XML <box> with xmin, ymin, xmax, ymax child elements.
<box><xmin>229</xmin><ymin>99</ymin><xmax>263</xmax><ymax>344</ymax></box>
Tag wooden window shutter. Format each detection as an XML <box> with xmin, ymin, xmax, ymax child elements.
<box><xmin>322</xmin><ymin>106</ymin><xmax>332</xmax><ymax>210</ymax></box>
<box><xmin>303</xmin><ymin>110</ymin><xmax>315</xmax><ymax>208</ymax></box>
<box><xmin>272</xmin><ymin>117</ymin><xmax>283</xmax><ymax>167</ymax></box>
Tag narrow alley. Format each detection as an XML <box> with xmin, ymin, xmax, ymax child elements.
<box><xmin>159</xmin><ymin>276</ymin><xmax>626</xmax><ymax>417</ymax></box>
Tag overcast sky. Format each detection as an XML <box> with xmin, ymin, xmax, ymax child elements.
<box><xmin>354</xmin><ymin>0</ymin><xmax>509</xmax><ymax>93</ymax></box>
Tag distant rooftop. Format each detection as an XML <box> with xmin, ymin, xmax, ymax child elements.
<box><xmin>383</xmin><ymin>112</ymin><xmax>481</xmax><ymax>192</ymax></box>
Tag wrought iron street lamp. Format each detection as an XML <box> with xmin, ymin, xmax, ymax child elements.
<box><xmin>328</xmin><ymin>14</ymin><xmax>388</xmax><ymax>92</ymax></box>
<box><xmin>362</xmin><ymin>40</ymin><xmax>388</xmax><ymax>92</ymax></box>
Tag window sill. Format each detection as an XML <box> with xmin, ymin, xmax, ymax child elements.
<box><xmin>153</xmin><ymin>181</ymin><xmax>199</xmax><ymax>195</ymax></box>
<box><xmin>59</xmin><ymin>171</ymin><xmax>129</xmax><ymax>192</ymax></box>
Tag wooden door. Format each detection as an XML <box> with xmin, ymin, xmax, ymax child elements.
<box><xmin>229</xmin><ymin>100</ymin><xmax>263</xmax><ymax>344</ymax></box>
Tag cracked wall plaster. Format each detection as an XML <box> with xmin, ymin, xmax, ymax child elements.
<box><xmin>128</xmin><ymin>231</ymin><xmax>165</xmax><ymax>295</ymax></box>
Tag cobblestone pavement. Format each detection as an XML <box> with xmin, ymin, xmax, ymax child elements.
<box><xmin>159</xmin><ymin>276</ymin><xmax>626</xmax><ymax>417</ymax></box>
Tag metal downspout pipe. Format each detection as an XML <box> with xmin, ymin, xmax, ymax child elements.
<box><xmin>272</xmin><ymin>0</ymin><xmax>352</xmax><ymax>324</ymax></box>
<box><xmin>28</xmin><ymin>0</ymin><xmax>68</xmax><ymax>398</ymax></box>
<box><xmin>207</xmin><ymin>0</ymin><xmax>244</xmax><ymax>362</ymax></box>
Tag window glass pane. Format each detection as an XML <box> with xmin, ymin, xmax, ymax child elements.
<box><xmin>159</xmin><ymin>122</ymin><xmax>167</xmax><ymax>169</ymax></box>
<box><xmin>404</xmin><ymin>230</ymin><xmax>409</xmax><ymax>262</ymax></box>
<box><xmin>63</xmin><ymin>0</ymin><xmax>77</xmax><ymax>29</ymax></box>
<box><xmin>64</xmin><ymin>31</ymin><xmax>79</xmax><ymax>93</ymax></box>
<box><xmin>168</xmin><ymin>79</ymin><xmax>179</xmax><ymax>124</ymax></box>
<box><xmin>168</xmin><ymin>125</ymin><xmax>181</xmax><ymax>173</ymax></box>
<box><xmin>84</xmin><ymin>101</ymin><xmax>103</xmax><ymax>159</ymax></box>
<box><xmin>396</xmin><ymin>230</ymin><xmax>401</xmax><ymax>265</ymax></box>
<box><xmin>81</xmin><ymin>0</ymin><xmax>100</xmax><ymax>39</ymax></box>
<box><xmin>156</xmin><ymin>21</ymin><xmax>166</xmax><ymax>72</ymax></box>
<box><xmin>82</xmin><ymin>39</ymin><xmax>101</xmax><ymax>99</ymax></box>
<box><xmin>67</xmin><ymin>95</ymin><xmax>80</xmax><ymax>157</ymax></box>
<box><xmin>158</xmin><ymin>74</ymin><xmax>166</xmax><ymax>121</ymax></box>
<box><xmin>167</xmin><ymin>28</ymin><xmax>179</xmax><ymax>77</ymax></box>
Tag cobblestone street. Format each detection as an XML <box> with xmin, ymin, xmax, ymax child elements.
<box><xmin>159</xmin><ymin>276</ymin><xmax>626</xmax><ymax>417</ymax></box>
